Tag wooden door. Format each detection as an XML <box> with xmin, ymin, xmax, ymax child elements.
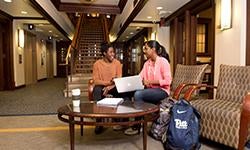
<box><xmin>0</xmin><ymin>23</ymin><xmax>4</xmax><ymax>90</ymax></box>
<box><xmin>24</xmin><ymin>31</ymin><xmax>37</xmax><ymax>85</ymax></box>
<box><xmin>46</xmin><ymin>41</ymin><xmax>53</xmax><ymax>78</ymax></box>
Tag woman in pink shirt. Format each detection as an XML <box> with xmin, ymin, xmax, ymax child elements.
<box><xmin>125</xmin><ymin>40</ymin><xmax>172</xmax><ymax>135</ymax></box>
<box><xmin>135</xmin><ymin>40</ymin><xmax>172</xmax><ymax>104</ymax></box>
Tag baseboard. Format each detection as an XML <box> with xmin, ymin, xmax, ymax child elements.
<box><xmin>38</xmin><ymin>78</ymin><xmax>47</xmax><ymax>82</ymax></box>
<box><xmin>15</xmin><ymin>84</ymin><xmax>26</xmax><ymax>89</ymax></box>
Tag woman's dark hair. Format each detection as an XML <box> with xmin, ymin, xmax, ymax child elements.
<box><xmin>100</xmin><ymin>42</ymin><xmax>113</xmax><ymax>56</ymax></box>
<box><xmin>144</xmin><ymin>40</ymin><xmax>170</xmax><ymax>62</ymax></box>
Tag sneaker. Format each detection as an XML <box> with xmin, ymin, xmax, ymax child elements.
<box><xmin>113</xmin><ymin>125</ymin><xmax>123</xmax><ymax>131</ymax></box>
<box><xmin>94</xmin><ymin>126</ymin><xmax>104</xmax><ymax>134</ymax></box>
<box><xmin>124</xmin><ymin>127</ymin><xmax>140</xmax><ymax>135</ymax></box>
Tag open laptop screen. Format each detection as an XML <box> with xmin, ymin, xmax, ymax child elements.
<box><xmin>113</xmin><ymin>75</ymin><xmax>144</xmax><ymax>93</ymax></box>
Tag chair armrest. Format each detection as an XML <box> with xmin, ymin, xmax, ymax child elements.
<box><xmin>239</xmin><ymin>93</ymin><xmax>250</xmax><ymax>150</ymax></box>
<box><xmin>173</xmin><ymin>83</ymin><xmax>200</xmax><ymax>100</ymax></box>
<box><xmin>183</xmin><ymin>84</ymin><xmax>217</xmax><ymax>101</ymax></box>
<box><xmin>88</xmin><ymin>79</ymin><xmax>94</xmax><ymax>101</ymax></box>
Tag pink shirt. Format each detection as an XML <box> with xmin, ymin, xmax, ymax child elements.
<box><xmin>139</xmin><ymin>56</ymin><xmax>172</xmax><ymax>94</ymax></box>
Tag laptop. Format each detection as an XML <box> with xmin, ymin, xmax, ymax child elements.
<box><xmin>114</xmin><ymin>75</ymin><xmax>144</xmax><ymax>93</ymax></box>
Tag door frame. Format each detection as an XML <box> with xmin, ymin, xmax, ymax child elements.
<box><xmin>0</xmin><ymin>12</ymin><xmax>14</xmax><ymax>90</ymax></box>
<box><xmin>246</xmin><ymin>0</ymin><xmax>250</xmax><ymax>65</ymax></box>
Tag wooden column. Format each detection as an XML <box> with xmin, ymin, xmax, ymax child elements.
<box><xmin>190</xmin><ymin>15</ymin><xmax>197</xmax><ymax>65</ymax></box>
<box><xmin>185</xmin><ymin>10</ymin><xmax>191</xmax><ymax>65</ymax></box>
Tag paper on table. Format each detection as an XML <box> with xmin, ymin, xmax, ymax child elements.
<box><xmin>97</xmin><ymin>98</ymin><xmax>124</xmax><ymax>106</ymax></box>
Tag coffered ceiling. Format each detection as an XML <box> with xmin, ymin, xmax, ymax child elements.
<box><xmin>0</xmin><ymin>0</ymin><xmax>190</xmax><ymax>42</ymax></box>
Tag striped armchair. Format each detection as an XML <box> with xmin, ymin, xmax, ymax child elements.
<box><xmin>171</xmin><ymin>64</ymin><xmax>208</xmax><ymax>99</ymax></box>
<box><xmin>184</xmin><ymin>64</ymin><xmax>250</xmax><ymax>149</ymax></box>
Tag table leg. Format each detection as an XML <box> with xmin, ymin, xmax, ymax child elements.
<box><xmin>69</xmin><ymin>116</ymin><xmax>75</xmax><ymax>150</ymax></box>
<box><xmin>80</xmin><ymin>117</ymin><xmax>83</xmax><ymax>136</ymax></box>
<box><xmin>143</xmin><ymin>120</ymin><xmax>147</xmax><ymax>150</ymax></box>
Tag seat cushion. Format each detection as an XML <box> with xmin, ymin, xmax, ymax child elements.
<box><xmin>191</xmin><ymin>99</ymin><xmax>242</xmax><ymax>148</ymax></box>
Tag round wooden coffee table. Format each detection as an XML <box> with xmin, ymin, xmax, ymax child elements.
<box><xmin>57</xmin><ymin>100</ymin><xmax>159</xmax><ymax>150</ymax></box>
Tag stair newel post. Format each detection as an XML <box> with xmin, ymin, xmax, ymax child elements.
<box><xmin>70</xmin><ymin>47</ymin><xmax>74</xmax><ymax>82</ymax></box>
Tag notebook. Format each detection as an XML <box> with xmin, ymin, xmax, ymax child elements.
<box><xmin>114</xmin><ymin>75</ymin><xmax>144</xmax><ymax>93</ymax></box>
<box><xmin>97</xmin><ymin>98</ymin><xmax>124</xmax><ymax>107</ymax></box>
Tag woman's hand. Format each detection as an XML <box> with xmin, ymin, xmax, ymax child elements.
<box><xmin>143</xmin><ymin>80</ymin><xmax>151</xmax><ymax>87</ymax></box>
<box><xmin>102</xmin><ymin>85</ymin><xmax>115</xmax><ymax>96</ymax></box>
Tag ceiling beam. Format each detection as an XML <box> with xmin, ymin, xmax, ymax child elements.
<box><xmin>162</xmin><ymin>0</ymin><xmax>212</xmax><ymax>26</ymax></box>
<box><xmin>118</xmin><ymin>0</ymin><xmax>128</xmax><ymax>13</ymax></box>
<box><xmin>50</xmin><ymin>0</ymin><xmax>120</xmax><ymax>14</ymax></box>
<box><xmin>116</xmin><ymin>0</ymin><xmax>149</xmax><ymax>39</ymax></box>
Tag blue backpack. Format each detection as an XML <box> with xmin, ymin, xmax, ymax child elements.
<box><xmin>164</xmin><ymin>99</ymin><xmax>201</xmax><ymax>150</ymax></box>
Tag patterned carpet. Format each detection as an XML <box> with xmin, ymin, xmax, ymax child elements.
<box><xmin>0</xmin><ymin>78</ymin><xmax>86</xmax><ymax>116</ymax></box>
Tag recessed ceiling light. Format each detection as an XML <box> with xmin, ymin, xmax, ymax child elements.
<box><xmin>49</xmin><ymin>30</ymin><xmax>52</xmax><ymax>33</ymax></box>
<box><xmin>126</xmin><ymin>36</ymin><xmax>129</xmax><ymax>38</ymax></box>
<box><xmin>21</xmin><ymin>11</ymin><xmax>28</xmax><ymax>14</ymax></box>
<box><xmin>136</xmin><ymin>26</ymin><xmax>141</xmax><ymax>29</ymax></box>
<box><xmin>156</xmin><ymin>7</ymin><xmax>163</xmax><ymax>10</ymax></box>
<box><xmin>4</xmin><ymin>0</ymin><xmax>12</xmax><ymax>2</ymax></box>
<box><xmin>147</xmin><ymin>16</ymin><xmax>152</xmax><ymax>19</ymax></box>
<box><xmin>130</xmin><ymin>32</ymin><xmax>134</xmax><ymax>35</ymax></box>
<box><xmin>106</xmin><ymin>14</ymin><xmax>111</xmax><ymax>18</ymax></box>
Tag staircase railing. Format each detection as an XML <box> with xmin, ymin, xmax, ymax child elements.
<box><xmin>64</xmin><ymin>14</ymin><xmax>84</xmax><ymax>97</ymax></box>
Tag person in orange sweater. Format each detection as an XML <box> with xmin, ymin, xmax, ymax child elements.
<box><xmin>92</xmin><ymin>42</ymin><xmax>122</xmax><ymax>101</ymax></box>
<box><xmin>92</xmin><ymin>42</ymin><xmax>124</xmax><ymax>134</ymax></box>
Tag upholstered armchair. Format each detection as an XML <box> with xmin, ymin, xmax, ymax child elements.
<box><xmin>88</xmin><ymin>64</ymin><xmax>208</xmax><ymax>101</ymax></box>
<box><xmin>183</xmin><ymin>64</ymin><xmax>250</xmax><ymax>149</ymax></box>
<box><xmin>171</xmin><ymin>64</ymin><xmax>208</xmax><ymax>99</ymax></box>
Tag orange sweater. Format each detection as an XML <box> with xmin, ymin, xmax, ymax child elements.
<box><xmin>92</xmin><ymin>59</ymin><xmax>122</xmax><ymax>86</ymax></box>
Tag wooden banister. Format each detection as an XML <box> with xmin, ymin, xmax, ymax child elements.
<box><xmin>64</xmin><ymin>14</ymin><xmax>84</xmax><ymax>97</ymax></box>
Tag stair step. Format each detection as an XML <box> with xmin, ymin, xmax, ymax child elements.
<box><xmin>64</xmin><ymin>89</ymin><xmax>88</xmax><ymax>97</ymax></box>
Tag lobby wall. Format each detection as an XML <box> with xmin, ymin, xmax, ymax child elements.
<box><xmin>214</xmin><ymin>0</ymin><xmax>246</xmax><ymax>85</ymax></box>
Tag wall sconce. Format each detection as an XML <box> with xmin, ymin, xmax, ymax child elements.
<box><xmin>220</xmin><ymin>0</ymin><xmax>232</xmax><ymax>30</ymax></box>
<box><xmin>18</xmin><ymin>29</ymin><xmax>24</xmax><ymax>48</ymax></box>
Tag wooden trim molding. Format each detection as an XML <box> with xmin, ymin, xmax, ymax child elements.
<box><xmin>118</xmin><ymin>0</ymin><xmax>128</xmax><ymax>13</ymax></box>
<box><xmin>246</xmin><ymin>0</ymin><xmax>250</xmax><ymax>65</ymax></box>
<box><xmin>12</xmin><ymin>17</ymin><xmax>45</xmax><ymax>20</ymax></box>
<box><xmin>132</xmin><ymin>20</ymin><xmax>160</xmax><ymax>24</ymax></box>
<box><xmin>185</xmin><ymin>10</ymin><xmax>191</xmax><ymax>64</ymax></box>
<box><xmin>0</xmin><ymin>9</ymin><xmax>13</xmax><ymax>20</ymax></box>
<box><xmin>162</xmin><ymin>0</ymin><xmax>212</xmax><ymax>26</ymax></box>
<box><xmin>58</xmin><ymin>3</ymin><xmax>120</xmax><ymax>14</ymax></box>
<box><xmin>51</xmin><ymin>0</ymin><xmax>121</xmax><ymax>14</ymax></box>
<box><xmin>116</xmin><ymin>0</ymin><xmax>149</xmax><ymax>39</ymax></box>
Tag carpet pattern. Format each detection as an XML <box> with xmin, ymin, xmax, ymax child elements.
<box><xmin>0</xmin><ymin>78</ymin><xmax>87</xmax><ymax>116</ymax></box>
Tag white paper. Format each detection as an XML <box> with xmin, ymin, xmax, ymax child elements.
<box><xmin>97</xmin><ymin>98</ymin><xmax>124</xmax><ymax>106</ymax></box>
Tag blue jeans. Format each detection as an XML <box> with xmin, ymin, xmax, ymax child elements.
<box><xmin>134</xmin><ymin>88</ymin><xmax>168</xmax><ymax>104</ymax></box>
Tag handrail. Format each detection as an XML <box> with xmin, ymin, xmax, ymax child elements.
<box><xmin>65</xmin><ymin>14</ymin><xmax>84</xmax><ymax>66</ymax></box>
<box><xmin>64</xmin><ymin>14</ymin><xmax>84</xmax><ymax>97</ymax></box>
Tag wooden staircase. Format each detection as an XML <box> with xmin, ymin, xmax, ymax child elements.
<box><xmin>64</xmin><ymin>16</ymin><xmax>106</xmax><ymax>97</ymax></box>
